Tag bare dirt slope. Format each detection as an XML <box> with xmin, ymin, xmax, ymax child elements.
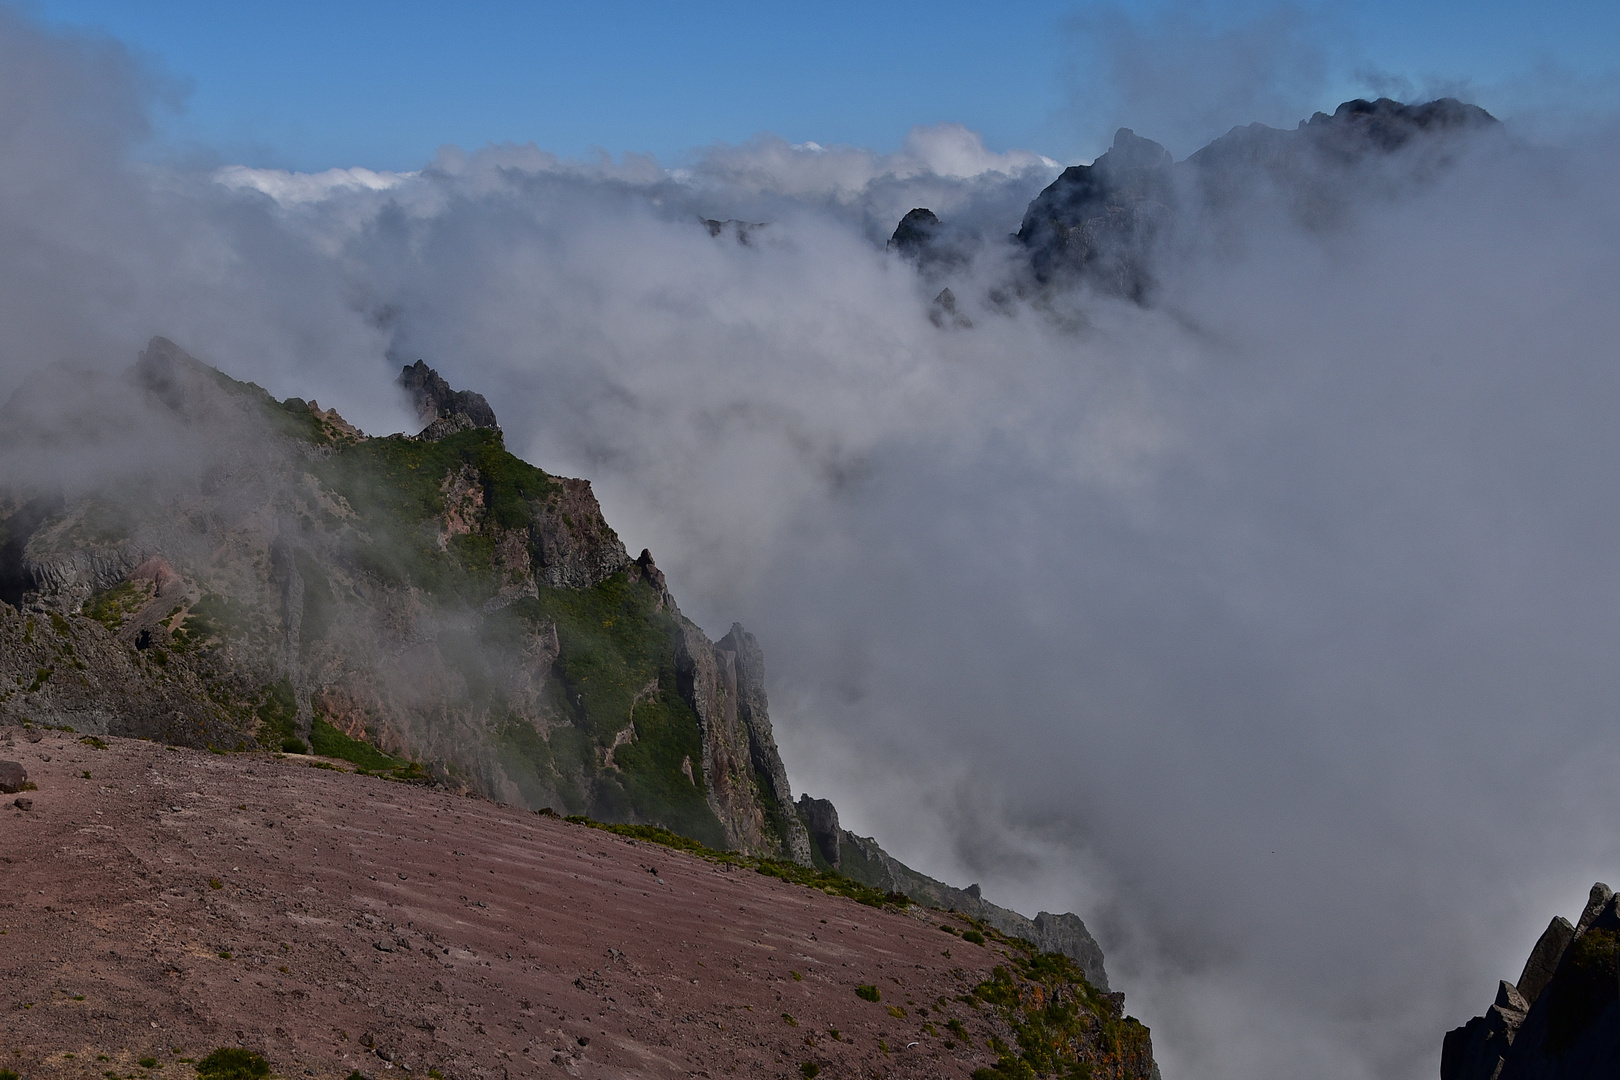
<box><xmin>3</xmin><ymin>732</ymin><xmax>1049</xmax><ymax>1079</ymax></box>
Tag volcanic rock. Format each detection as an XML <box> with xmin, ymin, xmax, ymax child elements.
<box><xmin>0</xmin><ymin>758</ymin><xmax>27</xmax><ymax>792</ymax></box>
<box><xmin>1443</xmin><ymin>882</ymin><xmax>1620</xmax><ymax>1080</ymax></box>
<box><xmin>399</xmin><ymin>359</ymin><xmax>499</xmax><ymax>439</ymax></box>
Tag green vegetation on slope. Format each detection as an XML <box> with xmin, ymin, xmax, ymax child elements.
<box><xmin>311</xmin><ymin>427</ymin><xmax>559</xmax><ymax>602</ymax></box>
<box><xmin>967</xmin><ymin>927</ymin><xmax>1153</xmax><ymax>1080</ymax></box>
<box><xmin>309</xmin><ymin>717</ymin><xmax>428</xmax><ymax>781</ymax></box>
<box><xmin>255</xmin><ymin>678</ymin><xmax>303</xmax><ymax>753</ymax></box>
<box><xmin>503</xmin><ymin>573</ymin><xmax>728</xmax><ymax>848</ymax></box>
<box><xmin>565</xmin><ymin>816</ymin><xmax>908</xmax><ymax>909</ymax></box>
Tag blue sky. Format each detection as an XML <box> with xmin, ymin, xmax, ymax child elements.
<box><xmin>23</xmin><ymin>0</ymin><xmax>1620</xmax><ymax>170</ymax></box>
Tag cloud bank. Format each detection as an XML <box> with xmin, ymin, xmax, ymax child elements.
<box><xmin>4</xmin><ymin>6</ymin><xmax>1620</xmax><ymax>1080</ymax></box>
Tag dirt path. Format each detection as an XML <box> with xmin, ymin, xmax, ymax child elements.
<box><xmin>2</xmin><ymin>731</ymin><xmax>1013</xmax><ymax>1079</ymax></box>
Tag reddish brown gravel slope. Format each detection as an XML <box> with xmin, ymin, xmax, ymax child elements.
<box><xmin>2</xmin><ymin>732</ymin><xmax>1020</xmax><ymax>1080</ymax></box>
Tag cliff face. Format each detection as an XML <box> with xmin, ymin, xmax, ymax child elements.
<box><xmin>0</xmin><ymin>338</ymin><xmax>808</xmax><ymax>862</ymax></box>
<box><xmin>1444</xmin><ymin>882</ymin><xmax>1620</xmax><ymax>1080</ymax></box>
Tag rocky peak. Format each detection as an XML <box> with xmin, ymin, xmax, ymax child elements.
<box><xmin>1014</xmin><ymin>127</ymin><xmax>1175</xmax><ymax>298</ymax></box>
<box><xmin>399</xmin><ymin>359</ymin><xmax>499</xmax><ymax>441</ymax></box>
<box><xmin>1299</xmin><ymin>96</ymin><xmax>1498</xmax><ymax>154</ymax></box>
<box><xmin>907</xmin><ymin>97</ymin><xmax>1499</xmax><ymax>303</ymax></box>
<box><xmin>889</xmin><ymin>208</ymin><xmax>942</xmax><ymax>259</ymax></box>
<box><xmin>1443</xmin><ymin>881</ymin><xmax>1620</xmax><ymax>1080</ymax></box>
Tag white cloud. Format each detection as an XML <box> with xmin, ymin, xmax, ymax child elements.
<box><xmin>213</xmin><ymin>163</ymin><xmax>414</xmax><ymax>205</ymax></box>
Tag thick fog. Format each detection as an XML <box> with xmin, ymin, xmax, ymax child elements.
<box><xmin>5</xmin><ymin>6</ymin><xmax>1620</xmax><ymax>1079</ymax></box>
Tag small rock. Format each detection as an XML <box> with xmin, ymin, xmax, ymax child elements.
<box><xmin>25</xmin><ymin>729</ymin><xmax>42</xmax><ymax>743</ymax></box>
<box><xmin>0</xmin><ymin>760</ymin><xmax>27</xmax><ymax>793</ymax></box>
<box><xmin>14</xmin><ymin>797</ymin><xmax>33</xmax><ymax>810</ymax></box>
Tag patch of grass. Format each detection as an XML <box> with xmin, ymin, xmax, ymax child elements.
<box><xmin>791</xmin><ymin>970</ymin><xmax>802</xmax><ymax>981</ymax></box>
<box><xmin>961</xmin><ymin>930</ymin><xmax>986</xmax><ymax>945</ymax></box>
<box><xmin>799</xmin><ymin>1064</ymin><xmax>820</xmax><ymax>1078</ymax></box>
<box><xmin>83</xmin><ymin>579</ymin><xmax>152</xmax><ymax>632</ymax></box>
<box><xmin>27</xmin><ymin>666</ymin><xmax>52</xmax><ymax>692</ymax></box>
<box><xmin>218</xmin><ymin>950</ymin><xmax>232</xmax><ymax>959</ymax></box>
<box><xmin>856</xmin><ymin>984</ymin><xmax>881</xmax><ymax>1003</ymax></box>
<box><xmin>173</xmin><ymin>592</ymin><xmax>248</xmax><ymax>650</ymax></box>
<box><xmin>79</xmin><ymin>735</ymin><xmax>108</xmax><ymax>750</ymax></box>
<box><xmin>782</xmin><ymin>1013</ymin><xmax>798</xmax><ymax>1027</ymax></box>
<box><xmin>195</xmin><ymin>1047</ymin><xmax>269</xmax><ymax>1080</ymax></box>
<box><xmin>306</xmin><ymin>760</ymin><xmax>347</xmax><ymax>773</ymax></box>
<box><xmin>309</xmin><ymin>718</ymin><xmax>424</xmax><ymax>783</ymax></box>
<box><xmin>208</xmin><ymin>878</ymin><xmax>223</xmax><ymax>890</ymax></box>
<box><xmin>138</xmin><ymin>1058</ymin><xmax>158</xmax><ymax>1069</ymax></box>
<box><xmin>967</xmin><ymin>930</ymin><xmax>1153</xmax><ymax>1080</ymax></box>
<box><xmin>887</xmin><ymin>1005</ymin><xmax>907</xmax><ymax>1018</ymax></box>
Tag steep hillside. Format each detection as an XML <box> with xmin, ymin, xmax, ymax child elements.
<box><xmin>0</xmin><ymin>338</ymin><xmax>808</xmax><ymax>863</ymax></box>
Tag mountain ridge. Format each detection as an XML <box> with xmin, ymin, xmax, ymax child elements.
<box><xmin>0</xmin><ymin>336</ymin><xmax>1114</xmax><ymax>992</ymax></box>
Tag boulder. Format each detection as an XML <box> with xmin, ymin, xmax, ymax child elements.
<box><xmin>0</xmin><ymin>759</ymin><xmax>27</xmax><ymax>793</ymax></box>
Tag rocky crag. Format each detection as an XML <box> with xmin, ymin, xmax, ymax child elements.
<box><xmin>0</xmin><ymin>337</ymin><xmax>1113</xmax><ymax>987</ymax></box>
<box><xmin>1444</xmin><ymin>882</ymin><xmax>1620</xmax><ymax>1079</ymax></box>
<box><xmin>893</xmin><ymin>97</ymin><xmax>1502</xmax><ymax>302</ymax></box>
<box><xmin>797</xmin><ymin>793</ymin><xmax>1110</xmax><ymax>990</ymax></box>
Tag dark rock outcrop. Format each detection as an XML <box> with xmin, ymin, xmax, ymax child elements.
<box><xmin>1443</xmin><ymin>882</ymin><xmax>1620</xmax><ymax>1080</ymax></box>
<box><xmin>795</xmin><ymin>791</ymin><xmax>1111</xmax><ymax>990</ymax></box>
<box><xmin>400</xmin><ymin>360</ymin><xmax>499</xmax><ymax>440</ymax></box>
<box><xmin>889</xmin><ymin>208</ymin><xmax>943</xmax><ymax>259</ymax></box>
<box><xmin>1015</xmin><ymin>127</ymin><xmax>1175</xmax><ymax>299</ymax></box>
<box><xmin>902</xmin><ymin>97</ymin><xmax>1500</xmax><ymax>304</ymax></box>
<box><xmin>0</xmin><ymin>759</ymin><xmax>26</xmax><ymax>793</ymax></box>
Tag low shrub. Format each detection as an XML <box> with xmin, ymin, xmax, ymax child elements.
<box><xmin>856</xmin><ymin>984</ymin><xmax>881</xmax><ymax>1002</ymax></box>
<box><xmin>195</xmin><ymin>1048</ymin><xmax>269</xmax><ymax>1080</ymax></box>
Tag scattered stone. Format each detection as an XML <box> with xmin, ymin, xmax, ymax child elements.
<box><xmin>14</xmin><ymin>796</ymin><xmax>32</xmax><ymax>810</ymax></box>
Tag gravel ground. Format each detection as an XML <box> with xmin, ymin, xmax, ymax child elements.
<box><xmin>2</xmin><ymin>730</ymin><xmax>1014</xmax><ymax>1080</ymax></box>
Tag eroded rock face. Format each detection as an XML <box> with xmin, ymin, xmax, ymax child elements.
<box><xmin>1443</xmin><ymin>882</ymin><xmax>1620</xmax><ymax>1080</ymax></box>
